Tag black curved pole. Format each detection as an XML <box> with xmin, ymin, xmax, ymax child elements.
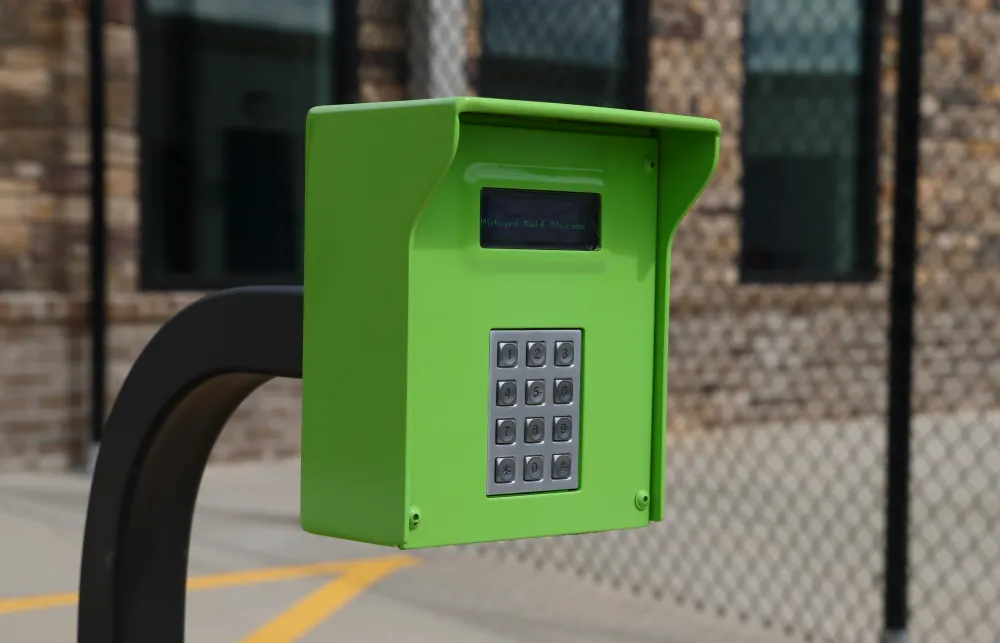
<box><xmin>77</xmin><ymin>286</ymin><xmax>303</xmax><ymax>643</ymax></box>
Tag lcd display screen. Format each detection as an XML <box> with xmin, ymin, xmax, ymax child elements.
<box><xmin>479</xmin><ymin>188</ymin><xmax>601</xmax><ymax>251</ymax></box>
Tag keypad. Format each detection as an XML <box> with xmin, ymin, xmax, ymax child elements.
<box><xmin>486</xmin><ymin>329</ymin><xmax>581</xmax><ymax>496</ymax></box>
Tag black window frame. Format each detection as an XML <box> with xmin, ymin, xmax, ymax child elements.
<box><xmin>737</xmin><ymin>0</ymin><xmax>883</xmax><ymax>285</ymax></box>
<box><xmin>136</xmin><ymin>0</ymin><xmax>358</xmax><ymax>292</ymax></box>
<box><xmin>475</xmin><ymin>0</ymin><xmax>650</xmax><ymax>111</ymax></box>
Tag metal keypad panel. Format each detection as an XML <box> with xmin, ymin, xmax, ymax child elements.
<box><xmin>487</xmin><ymin>329</ymin><xmax>581</xmax><ymax>496</ymax></box>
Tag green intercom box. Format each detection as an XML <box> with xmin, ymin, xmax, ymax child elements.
<box><xmin>301</xmin><ymin>97</ymin><xmax>719</xmax><ymax>549</ymax></box>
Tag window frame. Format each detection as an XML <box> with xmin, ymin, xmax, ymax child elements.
<box><xmin>136</xmin><ymin>0</ymin><xmax>358</xmax><ymax>291</ymax></box>
<box><xmin>474</xmin><ymin>0</ymin><xmax>650</xmax><ymax>111</ymax></box>
<box><xmin>737</xmin><ymin>0</ymin><xmax>883</xmax><ymax>285</ymax></box>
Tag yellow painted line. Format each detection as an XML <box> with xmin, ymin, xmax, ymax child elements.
<box><xmin>0</xmin><ymin>555</ymin><xmax>418</xmax><ymax>616</ymax></box>
<box><xmin>0</xmin><ymin>591</ymin><xmax>77</xmax><ymax>615</ymax></box>
<box><xmin>238</xmin><ymin>556</ymin><xmax>418</xmax><ymax>643</ymax></box>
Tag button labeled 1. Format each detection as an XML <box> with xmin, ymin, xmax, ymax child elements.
<box><xmin>497</xmin><ymin>342</ymin><xmax>517</xmax><ymax>367</ymax></box>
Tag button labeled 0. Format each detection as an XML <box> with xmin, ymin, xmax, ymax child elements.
<box><xmin>524</xmin><ymin>456</ymin><xmax>543</xmax><ymax>482</ymax></box>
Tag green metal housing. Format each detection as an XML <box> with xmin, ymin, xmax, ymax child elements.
<box><xmin>301</xmin><ymin>97</ymin><xmax>719</xmax><ymax>549</ymax></box>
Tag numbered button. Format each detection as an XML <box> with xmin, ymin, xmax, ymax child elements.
<box><xmin>526</xmin><ymin>341</ymin><xmax>546</xmax><ymax>367</ymax></box>
<box><xmin>495</xmin><ymin>419</ymin><xmax>516</xmax><ymax>445</ymax></box>
<box><xmin>497</xmin><ymin>381</ymin><xmax>517</xmax><ymax>406</ymax></box>
<box><xmin>554</xmin><ymin>379</ymin><xmax>573</xmax><ymax>404</ymax></box>
<box><xmin>552</xmin><ymin>454</ymin><xmax>572</xmax><ymax>480</ymax></box>
<box><xmin>554</xmin><ymin>341</ymin><xmax>574</xmax><ymax>366</ymax></box>
<box><xmin>525</xmin><ymin>380</ymin><xmax>545</xmax><ymax>405</ymax></box>
<box><xmin>553</xmin><ymin>416</ymin><xmax>572</xmax><ymax>442</ymax></box>
<box><xmin>495</xmin><ymin>457</ymin><xmax>515</xmax><ymax>483</ymax></box>
<box><xmin>525</xmin><ymin>417</ymin><xmax>544</xmax><ymax>443</ymax></box>
<box><xmin>524</xmin><ymin>456</ymin><xmax>543</xmax><ymax>482</ymax></box>
<box><xmin>497</xmin><ymin>342</ymin><xmax>518</xmax><ymax>367</ymax></box>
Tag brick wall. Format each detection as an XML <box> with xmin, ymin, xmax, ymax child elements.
<box><xmin>651</xmin><ymin>0</ymin><xmax>999</xmax><ymax>431</ymax></box>
<box><xmin>0</xmin><ymin>0</ymin><xmax>306</xmax><ymax>471</ymax></box>
<box><xmin>913</xmin><ymin>0</ymin><xmax>1000</xmax><ymax>412</ymax></box>
<box><xmin>647</xmin><ymin>0</ymin><xmax>893</xmax><ymax>431</ymax></box>
<box><xmin>1</xmin><ymin>0</ymin><xmax>997</xmax><ymax>471</ymax></box>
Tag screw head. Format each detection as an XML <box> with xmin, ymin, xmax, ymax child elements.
<box><xmin>642</xmin><ymin>155</ymin><xmax>657</xmax><ymax>173</ymax></box>
<box><xmin>635</xmin><ymin>490</ymin><xmax>650</xmax><ymax>510</ymax></box>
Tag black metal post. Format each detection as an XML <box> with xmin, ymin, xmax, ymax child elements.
<box><xmin>88</xmin><ymin>0</ymin><xmax>108</xmax><ymax>454</ymax></box>
<box><xmin>334</xmin><ymin>0</ymin><xmax>360</xmax><ymax>104</ymax></box>
<box><xmin>884</xmin><ymin>0</ymin><xmax>924</xmax><ymax>640</ymax></box>
<box><xmin>623</xmin><ymin>0</ymin><xmax>651</xmax><ymax>111</ymax></box>
<box><xmin>78</xmin><ymin>287</ymin><xmax>303</xmax><ymax>643</ymax></box>
<box><xmin>856</xmin><ymin>0</ymin><xmax>886</xmax><ymax>278</ymax></box>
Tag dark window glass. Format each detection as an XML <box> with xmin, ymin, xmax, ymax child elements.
<box><xmin>740</xmin><ymin>0</ymin><xmax>877</xmax><ymax>282</ymax></box>
<box><xmin>141</xmin><ymin>0</ymin><xmax>336</xmax><ymax>288</ymax></box>
<box><xmin>478</xmin><ymin>0</ymin><xmax>630</xmax><ymax>107</ymax></box>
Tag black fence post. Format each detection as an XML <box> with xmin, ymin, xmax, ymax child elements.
<box><xmin>334</xmin><ymin>0</ymin><xmax>360</xmax><ymax>104</ymax></box>
<box><xmin>884</xmin><ymin>0</ymin><xmax>924</xmax><ymax>641</ymax></box>
<box><xmin>88</xmin><ymin>0</ymin><xmax>107</xmax><ymax>466</ymax></box>
<box><xmin>623</xmin><ymin>0</ymin><xmax>651</xmax><ymax>111</ymax></box>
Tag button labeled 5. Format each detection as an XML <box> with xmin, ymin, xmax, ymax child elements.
<box><xmin>525</xmin><ymin>380</ymin><xmax>545</xmax><ymax>405</ymax></box>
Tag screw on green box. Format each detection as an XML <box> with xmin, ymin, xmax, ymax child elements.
<box><xmin>301</xmin><ymin>97</ymin><xmax>720</xmax><ymax>549</ymax></box>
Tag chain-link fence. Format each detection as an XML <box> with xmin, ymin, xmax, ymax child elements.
<box><xmin>908</xmin><ymin>6</ymin><xmax>1000</xmax><ymax>635</ymax></box>
<box><xmin>353</xmin><ymin>1</ymin><xmax>1000</xmax><ymax>642</ymax></box>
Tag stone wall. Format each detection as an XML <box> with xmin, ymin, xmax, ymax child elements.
<box><xmin>0</xmin><ymin>0</ymin><xmax>997</xmax><ymax>471</ymax></box>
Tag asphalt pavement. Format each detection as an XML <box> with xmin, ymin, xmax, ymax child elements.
<box><xmin>0</xmin><ymin>459</ymin><xmax>784</xmax><ymax>643</ymax></box>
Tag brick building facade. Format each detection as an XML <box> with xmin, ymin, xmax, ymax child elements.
<box><xmin>1</xmin><ymin>0</ymin><xmax>998</xmax><ymax>471</ymax></box>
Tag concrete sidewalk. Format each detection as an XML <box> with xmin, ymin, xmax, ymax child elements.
<box><xmin>0</xmin><ymin>459</ymin><xmax>783</xmax><ymax>643</ymax></box>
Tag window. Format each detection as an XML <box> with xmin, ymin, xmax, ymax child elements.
<box><xmin>140</xmin><ymin>0</ymin><xmax>345</xmax><ymax>289</ymax></box>
<box><xmin>740</xmin><ymin>0</ymin><xmax>879</xmax><ymax>282</ymax></box>
<box><xmin>477</xmin><ymin>0</ymin><xmax>645</xmax><ymax>108</ymax></box>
